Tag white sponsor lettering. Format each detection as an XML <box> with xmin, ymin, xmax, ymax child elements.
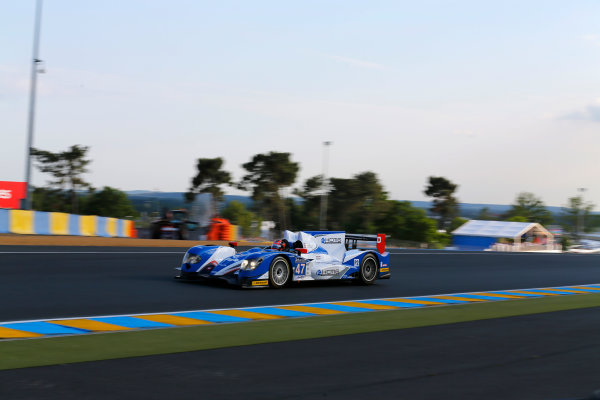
<box><xmin>0</xmin><ymin>189</ymin><xmax>12</xmax><ymax>199</ymax></box>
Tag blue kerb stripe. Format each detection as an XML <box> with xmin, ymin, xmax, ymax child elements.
<box><xmin>173</xmin><ymin>312</ymin><xmax>250</xmax><ymax>323</ymax></box>
<box><xmin>409</xmin><ymin>297</ymin><xmax>469</xmax><ymax>304</ymax></box>
<box><xmin>117</xmin><ymin>219</ymin><xmax>125</xmax><ymax>237</ymax></box>
<box><xmin>524</xmin><ymin>289</ymin><xmax>578</xmax><ymax>295</ymax></box>
<box><xmin>96</xmin><ymin>216</ymin><xmax>109</xmax><ymax>237</ymax></box>
<box><xmin>68</xmin><ymin>214</ymin><xmax>80</xmax><ymax>235</ymax></box>
<box><xmin>492</xmin><ymin>291</ymin><xmax>543</xmax><ymax>297</ymax></box>
<box><xmin>357</xmin><ymin>300</ymin><xmax>424</xmax><ymax>308</ymax></box>
<box><xmin>584</xmin><ymin>285</ymin><xmax>600</xmax><ymax>288</ymax></box>
<box><xmin>309</xmin><ymin>304</ymin><xmax>371</xmax><ymax>313</ymax></box>
<box><xmin>0</xmin><ymin>209</ymin><xmax>8</xmax><ymax>234</ymax></box>
<box><xmin>33</xmin><ymin>211</ymin><xmax>50</xmax><ymax>235</ymax></box>
<box><xmin>91</xmin><ymin>316</ymin><xmax>173</xmax><ymax>329</ymax></box>
<box><xmin>1</xmin><ymin>322</ymin><xmax>87</xmax><ymax>335</ymax></box>
<box><xmin>557</xmin><ymin>287</ymin><xmax>598</xmax><ymax>292</ymax></box>
<box><xmin>247</xmin><ymin>307</ymin><xmax>316</xmax><ymax>317</ymax></box>
<box><xmin>454</xmin><ymin>294</ymin><xmax>502</xmax><ymax>301</ymax></box>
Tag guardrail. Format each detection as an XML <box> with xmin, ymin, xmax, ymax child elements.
<box><xmin>0</xmin><ymin>209</ymin><xmax>135</xmax><ymax>238</ymax></box>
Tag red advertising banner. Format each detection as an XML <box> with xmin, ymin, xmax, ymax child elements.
<box><xmin>0</xmin><ymin>181</ymin><xmax>27</xmax><ymax>209</ymax></box>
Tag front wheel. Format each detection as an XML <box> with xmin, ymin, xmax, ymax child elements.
<box><xmin>269</xmin><ymin>256</ymin><xmax>291</xmax><ymax>289</ymax></box>
<box><xmin>358</xmin><ymin>254</ymin><xmax>378</xmax><ymax>285</ymax></box>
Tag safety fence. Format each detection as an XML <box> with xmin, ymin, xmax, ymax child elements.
<box><xmin>0</xmin><ymin>209</ymin><xmax>135</xmax><ymax>238</ymax></box>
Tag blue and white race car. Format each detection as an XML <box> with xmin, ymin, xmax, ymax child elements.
<box><xmin>175</xmin><ymin>231</ymin><xmax>390</xmax><ymax>288</ymax></box>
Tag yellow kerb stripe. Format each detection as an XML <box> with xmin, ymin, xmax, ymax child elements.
<box><xmin>382</xmin><ymin>298</ymin><xmax>445</xmax><ymax>305</ymax></box>
<box><xmin>277</xmin><ymin>305</ymin><xmax>346</xmax><ymax>315</ymax></box>
<box><xmin>136</xmin><ymin>314</ymin><xmax>213</xmax><ymax>326</ymax></box>
<box><xmin>534</xmin><ymin>288</ymin><xmax>588</xmax><ymax>294</ymax></box>
<box><xmin>509</xmin><ymin>290</ymin><xmax>559</xmax><ymax>296</ymax></box>
<box><xmin>50</xmin><ymin>319</ymin><xmax>131</xmax><ymax>332</ymax></box>
<box><xmin>0</xmin><ymin>326</ymin><xmax>44</xmax><ymax>339</ymax></box>
<box><xmin>330</xmin><ymin>301</ymin><xmax>399</xmax><ymax>310</ymax></box>
<box><xmin>431</xmin><ymin>295</ymin><xmax>487</xmax><ymax>302</ymax></box>
<box><xmin>569</xmin><ymin>286</ymin><xmax>600</xmax><ymax>291</ymax></box>
<box><xmin>208</xmin><ymin>310</ymin><xmax>283</xmax><ymax>320</ymax></box>
<box><xmin>470</xmin><ymin>292</ymin><xmax>524</xmax><ymax>299</ymax></box>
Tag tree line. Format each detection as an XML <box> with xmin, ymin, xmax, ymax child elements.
<box><xmin>30</xmin><ymin>145</ymin><xmax>137</xmax><ymax>219</ymax></box>
<box><xmin>29</xmin><ymin>145</ymin><xmax>597</xmax><ymax>244</ymax></box>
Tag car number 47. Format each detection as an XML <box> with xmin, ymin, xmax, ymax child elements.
<box><xmin>295</xmin><ymin>263</ymin><xmax>306</xmax><ymax>275</ymax></box>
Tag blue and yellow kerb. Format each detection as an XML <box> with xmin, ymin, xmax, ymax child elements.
<box><xmin>1</xmin><ymin>284</ymin><xmax>599</xmax><ymax>340</ymax></box>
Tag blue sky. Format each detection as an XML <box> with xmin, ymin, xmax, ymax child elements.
<box><xmin>2</xmin><ymin>0</ymin><xmax>600</xmax><ymax>206</ymax></box>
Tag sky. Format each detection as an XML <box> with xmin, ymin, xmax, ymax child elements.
<box><xmin>1</xmin><ymin>0</ymin><xmax>599</xmax><ymax>207</ymax></box>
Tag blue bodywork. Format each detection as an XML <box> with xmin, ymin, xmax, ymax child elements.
<box><xmin>176</xmin><ymin>234</ymin><xmax>391</xmax><ymax>288</ymax></box>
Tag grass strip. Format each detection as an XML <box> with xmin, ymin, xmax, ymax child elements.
<box><xmin>2</xmin><ymin>293</ymin><xmax>600</xmax><ymax>370</ymax></box>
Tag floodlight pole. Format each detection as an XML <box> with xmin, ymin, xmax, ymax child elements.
<box><xmin>23</xmin><ymin>0</ymin><xmax>44</xmax><ymax>210</ymax></box>
<box><xmin>319</xmin><ymin>141</ymin><xmax>332</xmax><ymax>230</ymax></box>
<box><xmin>577</xmin><ymin>187</ymin><xmax>587</xmax><ymax>238</ymax></box>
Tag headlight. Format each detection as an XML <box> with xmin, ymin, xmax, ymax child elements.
<box><xmin>183</xmin><ymin>253</ymin><xmax>202</xmax><ymax>264</ymax></box>
<box><xmin>240</xmin><ymin>258</ymin><xmax>263</xmax><ymax>271</ymax></box>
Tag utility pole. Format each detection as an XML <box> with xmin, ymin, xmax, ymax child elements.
<box><xmin>319</xmin><ymin>141</ymin><xmax>332</xmax><ymax>230</ymax></box>
<box><xmin>23</xmin><ymin>0</ymin><xmax>44</xmax><ymax>210</ymax></box>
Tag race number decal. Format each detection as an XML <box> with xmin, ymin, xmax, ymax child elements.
<box><xmin>295</xmin><ymin>262</ymin><xmax>306</xmax><ymax>275</ymax></box>
<box><xmin>354</xmin><ymin>258</ymin><xmax>360</xmax><ymax>267</ymax></box>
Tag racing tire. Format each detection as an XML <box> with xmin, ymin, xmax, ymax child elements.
<box><xmin>358</xmin><ymin>254</ymin><xmax>378</xmax><ymax>285</ymax></box>
<box><xmin>269</xmin><ymin>256</ymin><xmax>291</xmax><ymax>289</ymax></box>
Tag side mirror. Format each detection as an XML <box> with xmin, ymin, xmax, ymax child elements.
<box><xmin>295</xmin><ymin>248</ymin><xmax>307</xmax><ymax>255</ymax></box>
<box><xmin>229</xmin><ymin>242</ymin><xmax>237</xmax><ymax>248</ymax></box>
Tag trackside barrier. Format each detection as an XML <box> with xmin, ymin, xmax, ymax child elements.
<box><xmin>0</xmin><ymin>209</ymin><xmax>135</xmax><ymax>238</ymax></box>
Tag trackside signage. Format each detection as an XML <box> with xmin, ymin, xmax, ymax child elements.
<box><xmin>0</xmin><ymin>181</ymin><xmax>27</xmax><ymax>209</ymax></box>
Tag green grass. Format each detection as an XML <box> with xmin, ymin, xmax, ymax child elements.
<box><xmin>2</xmin><ymin>293</ymin><xmax>600</xmax><ymax>370</ymax></box>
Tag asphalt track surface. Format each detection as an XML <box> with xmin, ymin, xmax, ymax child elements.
<box><xmin>0</xmin><ymin>246</ymin><xmax>599</xmax><ymax>321</ymax></box>
<box><xmin>2</xmin><ymin>307</ymin><xmax>600</xmax><ymax>400</ymax></box>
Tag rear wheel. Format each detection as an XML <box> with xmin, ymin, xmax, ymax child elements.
<box><xmin>358</xmin><ymin>254</ymin><xmax>378</xmax><ymax>285</ymax></box>
<box><xmin>269</xmin><ymin>256</ymin><xmax>291</xmax><ymax>289</ymax></box>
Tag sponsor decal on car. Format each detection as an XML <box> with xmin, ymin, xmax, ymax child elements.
<box><xmin>354</xmin><ymin>259</ymin><xmax>360</xmax><ymax>267</ymax></box>
<box><xmin>317</xmin><ymin>268</ymin><xmax>339</xmax><ymax>276</ymax></box>
<box><xmin>251</xmin><ymin>280</ymin><xmax>269</xmax><ymax>286</ymax></box>
<box><xmin>380</xmin><ymin>267</ymin><xmax>389</xmax><ymax>273</ymax></box>
<box><xmin>321</xmin><ymin>237</ymin><xmax>342</xmax><ymax>244</ymax></box>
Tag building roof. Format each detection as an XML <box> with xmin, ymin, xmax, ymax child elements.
<box><xmin>452</xmin><ymin>220</ymin><xmax>548</xmax><ymax>238</ymax></box>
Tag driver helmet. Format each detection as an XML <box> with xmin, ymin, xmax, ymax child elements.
<box><xmin>271</xmin><ymin>239</ymin><xmax>283</xmax><ymax>250</ymax></box>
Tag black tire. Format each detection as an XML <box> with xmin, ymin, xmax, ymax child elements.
<box><xmin>358</xmin><ymin>254</ymin><xmax>378</xmax><ymax>285</ymax></box>
<box><xmin>269</xmin><ymin>256</ymin><xmax>291</xmax><ymax>289</ymax></box>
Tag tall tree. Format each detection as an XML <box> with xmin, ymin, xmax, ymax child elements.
<box><xmin>31</xmin><ymin>145</ymin><xmax>92</xmax><ymax>213</ymax></box>
<box><xmin>561</xmin><ymin>195</ymin><xmax>595</xmax><ymax>237</ymax></box>
<box><xmin>82</xmin><ymin>187</ymin><xmax>138</xmax><ymax>219</ymax></box>
<box><xmin>328</xmin><ymin>171</ymin><xmax>388</xmax><ymax>232</ymax></box>
<box><xmin>238</xmin><ymin>152</ymin><xmax>299</xmax><ymax>231</ymax></box>
<box><xmin>505</xmin><ymin>192</ymin><xmax>552</xmax><ymax>225</ymax></box>
<box><xmin>293</xmin><ymin>175</ymin><xmax>324</xmax><ymax>230</ymax></box>
<box><xmin>186</xmin><ymin>157</ymin><xmax>231</xmax><ymax>216</ymax></box>
<box><xmin>423</xmin><ymin>176</ymin><xmax>459</xmax><ymax>230</ymax></box>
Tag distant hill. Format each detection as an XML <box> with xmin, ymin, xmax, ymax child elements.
<box><xmin>126</xmin><ymin>191</ymin><xmax>572</xmax><ymax>219</ymax></box>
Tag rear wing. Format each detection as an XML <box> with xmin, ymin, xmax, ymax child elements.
<box><xmin>345</xmin><ymin>234</ymin><xmax>386</xmax><ymax>254</ymax></box>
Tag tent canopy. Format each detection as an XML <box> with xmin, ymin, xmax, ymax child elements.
<box><xmin>452</xmin><ymin>220</ymin><xmax>551</xmax><ymax>239</ymax></box>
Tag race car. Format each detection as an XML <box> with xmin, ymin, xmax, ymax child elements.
<box><xmin>175</xmin><ymin>230</ymin><xmax>390</xmax><ymax>288</ymax></box>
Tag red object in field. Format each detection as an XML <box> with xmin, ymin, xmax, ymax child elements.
<box><xmin>0</xmin><ymin>181</ymin><xmax>27</xmax><ymax>209</ymax></box>
<box><xmin>376</xmin><ymin>234</ymin><xmax>386</xmax><ymax>254</ymax></box>
<box><xmin>206</xmin><ymin>218</ymin><xmax>234</xmax><ymax>241</ymax></box>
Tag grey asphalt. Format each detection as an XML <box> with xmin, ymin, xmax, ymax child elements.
<box><xmin>0</xmin><ymin>246</ymin><xmax>599</xmax><ymax>321</ymax></box>
<box><xmin>2</xmin><ymin>307</ymin><xmax>600</xmax><ymax>400</ymax></box>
